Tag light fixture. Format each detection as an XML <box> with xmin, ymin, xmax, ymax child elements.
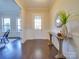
<box><xmin>34</xmin><ymin>0</ymin><xmax>47</xmax><ymax>3</ymax></box>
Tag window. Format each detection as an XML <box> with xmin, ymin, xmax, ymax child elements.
<box><xmin>17</xmin><ymin>18</ymin><xmax>21</xmax><ymax>32</ymax></box>
<box><xmin>2</xmin><ymin>18</ymin><xmax>11</xmax><ymax>32</ymax></box>
<box><xmin>34</xmin><ymin>16</ymin><xmax>41</xmax><ymax>30</ymax></box>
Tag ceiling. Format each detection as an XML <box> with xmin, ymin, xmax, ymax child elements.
<box><xmin>0</xmin><ymin>0</ymin><xmax>54</xmax><ymax>13</ymax></box>
<box><xmin>25</xmin><ymin>0</ymin><xmax>53</xmax><ymax>8</ymax></box>
<box><xmin>0</xmin><ymin>0</ymin><xmax>20</xmax><ymax>13</ymax></box>
<box><xmin>16</xmin><ymin>0</ymin><xmax>54</xmax><ymax>9</ymax></box>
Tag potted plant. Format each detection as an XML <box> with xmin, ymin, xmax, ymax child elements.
<box><xmin>56</xmin><ymin>10</ymin><xmax>70</xmax><ymax>38</ymax></box>
<box><xmin>55</xmin><ymin>10</ymin><xmax>70</xmax><ymax>59</ymax></box>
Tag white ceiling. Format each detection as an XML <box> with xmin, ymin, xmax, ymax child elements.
<box><xmin>0</xmin><ymin>0</ymin><xmax>20</xmax><ymax>13</ymax></box>
<box><xmin>0</xmin><ymin>0</ymin><xmax>54</xmax><ymax>13</ymax></box>
<box><xmin>25</xmin><ymin>0</ymin><xmax>53</xmax><ymax>8</ymax></box>
<box><xmin>16</xmin><ymin>0</ymin><xmax>54</xmax><ymax>9</ymax></box>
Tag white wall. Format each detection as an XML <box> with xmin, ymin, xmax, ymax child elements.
<box><xmin>50</xmin><ymin>0</ymin><xmax>79</xmax><ymax>58</ymax></box>
<box><xmin>0</xmin><ymin>12</ymin><xmax>21</xmax><ymax>37</ymax></box>
<box><xmin>21</xmin><ymin>8</ymin><xmax>51</xmax><ymax>43</ymax></box>
<box><xmin>0</xmin><ymin>0</ymin><xmax>21</xmax><ymax>38</ymax></box>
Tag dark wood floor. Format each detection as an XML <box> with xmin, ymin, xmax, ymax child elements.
<box><xmin>22</xmin><ymin>39</ymin><xmax>58</xmax><ymax>59</ymax></box>
<box><xmin>0</xmin><ymin>40</ymin><xmax>21</xmax><ymax>59</ymax></box>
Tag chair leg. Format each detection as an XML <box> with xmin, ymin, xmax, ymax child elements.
<box><xmin>4</xmin><ymin>38</ymin><xmax>9</xmax><ymax>44</ymax></box>
<box><xmin>1</xmin><ymin>39</ymin><xmax>2</xmax><ymax>43</ymax></box>
<box><xmin>1</xmin><ymin>39</ymin><xmax>3</xmax><ymax>43</ymax></box>
<box><xmin>6</xmin><ymin>38</ymin><xmax>9</xmax><ymax>43</ymax></box>
<box><xmin>3</xmin><ymin>39</ymin><xmax>6</xmax><ymax>44</ymax></box>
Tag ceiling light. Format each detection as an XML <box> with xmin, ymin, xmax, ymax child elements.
<box><xmin>34</xmin><ymin>0</ymin><xmax>47</xmax><ymax>3</ymax></box>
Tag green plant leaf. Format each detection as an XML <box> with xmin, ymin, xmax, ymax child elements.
<box><xmin>58</xmin><ymin>10</ymin><xmax>70</xmax><ymax>25</ymax></box>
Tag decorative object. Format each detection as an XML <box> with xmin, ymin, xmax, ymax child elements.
<box><xmin>55</xmin><ymin>32</ymin><xmax>66</xmax><ymax>59</ymax></box>
<box><xmin>55</xmin><ymin>10</ymin><xmax>70</xmax><ymax>59</ymax></box>
<box><xmin>56</xmin><ymin>10</ymin><xmax>70</xmax><ymax>37</ymax></box>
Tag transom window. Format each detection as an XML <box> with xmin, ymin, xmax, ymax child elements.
<box><xmin>34</xmin><ymin>16</ymin><xmax>42</xmax><ymax>30</ymax></box>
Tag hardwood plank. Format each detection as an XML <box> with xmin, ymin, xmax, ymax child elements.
<box><xmin>0</xmin><ymin>40</ymin><xmax>21</xmax><ymax>59</ymax></box>
<box><xmin>22</xmin><ymin>39</ymin><xmax>57</xmax><ymax>59</ymax></box>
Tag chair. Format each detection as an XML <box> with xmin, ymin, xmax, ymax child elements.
<box><xmin>0</xmin><ymin>30</ymin><xmax>10</xmax><ymax>44</ymax></box>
